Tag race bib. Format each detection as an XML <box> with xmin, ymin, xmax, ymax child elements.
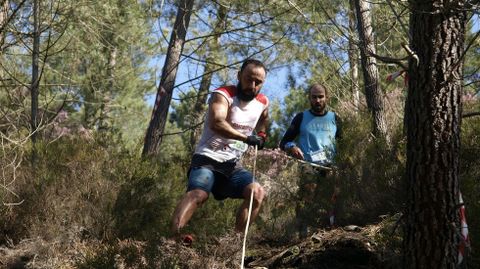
<box><xmin>229</xmin><ymin>140</ymin><xmax>248</xmax><ymax>153</ymax></box>
<box><xmin>310</xmin><ymin>150</ymin><xmax>327</xmax><ymax>162</ymax></box>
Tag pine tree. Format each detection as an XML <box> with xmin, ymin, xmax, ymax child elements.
<box><xmin>143</xmin><ymin>0</ymin><xmax>195</xmax><ymax>157</ymax></box>
<box><xmin>404</xmin><ymin>1</ymin><xmax>467</xmax><ymax>267</ymax></box>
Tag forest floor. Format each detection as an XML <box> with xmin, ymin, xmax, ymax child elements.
<box><xmin>0</xmin><ymin>217</ymin><xmax>402</xmax><ymax>269</ymax></box>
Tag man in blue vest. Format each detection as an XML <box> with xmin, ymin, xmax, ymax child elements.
<box><xmin>280</xmin><ymin>83</ymin><xmax>342</xmax><ymax>235</ymax></box>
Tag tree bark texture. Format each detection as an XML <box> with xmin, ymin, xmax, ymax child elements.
<box><xmin>405</xmin><ymin>1</ymin><xmax>466</xmax><ymax>268</ymax></box>
<box><xmin>0</xmin><ymin>0</ymin><xmax>8</xmax><ymax>49</ymax></box>
<box><xmin>189</xmin><ymin>5</ymin><xmax>227</xmax><ymax>152</ymax></box>
<box><xmin>354</xmin><ymin>0</ymin><xmax>388</xmax><ymax>138</ymax></box>
<box><xmin>143</xmin><ymin>0</ymin><xmax>195</xmax><ymax>157</ymax></box>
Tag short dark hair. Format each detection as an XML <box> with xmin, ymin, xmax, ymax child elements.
<box><xmin>308</xmin><ymin>83</ymin><xmax>328</xmax><ymax>96</ymax></box>
<box><xmin>240</xmin><ymin>59</ymin><xmax>267</xmax><ymax>74</ymax></box>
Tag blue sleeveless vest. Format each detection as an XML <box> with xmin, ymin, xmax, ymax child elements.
<box><xmin>298</xmin><ymin>110</ymin><xmax>337</xmax><ymax>164</ymax></box>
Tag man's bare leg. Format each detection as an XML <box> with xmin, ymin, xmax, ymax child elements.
<box><xmin>235</xmin><ymin>183</ymin><xmax>265</xmax><ymax>232</ymax></box>
<box><xmin>171</xmin><ymin>189</ymin><xmax>209</xmax><ymax>234</ymax></box>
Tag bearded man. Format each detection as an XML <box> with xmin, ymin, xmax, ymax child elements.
<box><xmin>171</xmin><ymin>59</ymin><xmax>269</xmax><ymax>242</ymax></box>
<box><xmin>280</xmin><ymin>83</ymin><xmax>342</xmax><ymax>235</ymax></box>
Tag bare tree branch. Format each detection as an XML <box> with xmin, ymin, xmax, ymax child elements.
<box><xmin>173</xmin><ymin>26</ymin><xmax>292</xmax><ymax>91</ymax></box>
<box><xmin>0</xmin><ymin>0</ymin><xmax>27</xmax><ymax>47</ymax></box>
<box><xmin>160</xmin><ymin>120</ymin><xmax>204</xmax><ymax>137</ymax></box>
<box><xmin>185</xmin><ymin>9</ymin><xmax>291</xmax><ymax>43</ymax></box>
<box><xmin>462</xmin><ymin>111</ymin><xmax>480</xmax><ymax>118</ymax></box>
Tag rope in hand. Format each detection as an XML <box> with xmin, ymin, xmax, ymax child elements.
<box><xmin>240</xmin><ymin>145</ymin><xmax>257</xmax><ymax>269</ymax></box>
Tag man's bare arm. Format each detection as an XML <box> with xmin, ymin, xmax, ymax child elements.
<box><xmin>208</xmin><ymin>92</ymin><xmax>248</xmax><ymax>142</ymax></box>
<box><xmin>255</xmin><ymin>108</ymin><xmax>269</xmax><ymax>134</ymax></box>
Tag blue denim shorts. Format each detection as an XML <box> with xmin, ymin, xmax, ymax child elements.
<box><xmin>187</xmin><ymin>167</ymin><xmax>254</xmax><ymax>200</ymax></box>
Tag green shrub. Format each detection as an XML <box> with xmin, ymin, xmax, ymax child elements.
<box><xmin>0</xmin><ymin>138</ymin><xmax>119</xmax><ymax>242</ymax></box>
<box><xmin>0</xmin><ymin>137</ymin><xmax>189</xmax><ymax>243</ymax></box>
<box><xmin>113</xmin><ymin>158</ymin><xmax>184</xmax><ymax>239</ymax></box>
<box><xmin>335</xmin><ymin>115</ymin><xmax>406</xmax><ymax>225</ymax></box>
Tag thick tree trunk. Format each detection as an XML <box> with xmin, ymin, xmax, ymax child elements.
<box><xmin>354</xmin><ymin>0</ymin><xmax>388</xmax><ymax>138</ymax></box>
<box><xmin>31</xmin><ymin>0</ymin><xmax>40</xmax><ymax>147</ymax></box>
<box><xmin>348</xmin><ymin>0</ymin><xmax>359</xmax><ymax>111</ymax></box>
<box><xmin>404</xmin><ymin>1</ymin><xmax>466</xmax><ymax>268</ymax></box>
<box><xmin>143</xmin><ymin>0</ymin><xmax>195</xmax><ymax>157</ymax></box>
<box><xmin>189</xmin><ymin>5</ymin><xmax>227</xmax><ymax>152</ymax></box>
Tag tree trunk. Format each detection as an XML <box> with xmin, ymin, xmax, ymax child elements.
<box><xmin>0</xmin><ymin>0</ymin><xmax>8</xmax><ymax>49</ymax></box>
<box><xmin>143</xmin><ymin>0</ymin><xmax>195</xmax><ymax>157</ymax></box>
<box><xmin>348</xmin><ymin>0</ymin><xmax>359</xmax><ymax>111</ymax></box>
<box><xmin>98</xmin><ymin>45</ymin><xmax>117</xmax><ymax>132</ymax></box>
<box><xmin>189</xmin><ymin>4</ymin><xmax>227</xmax><ymax>152</ymax></box>
<box><xmin>354</xmin><ymin>0</ymin><xmax>388</xmax><ymax>138</ymax></box>
<box><xmin>404</xmin><ymin>1</ymin><xmax>466</xmax><ymax>268</ymax></box>
<box><xmin>31</xmin><ymin>0</ymin><xmax>40</xmax><ymax>149</ymax></box>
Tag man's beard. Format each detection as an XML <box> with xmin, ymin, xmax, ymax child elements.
<box><xmin>237</xmin><ymin>82</ymin><xmax>257</xmax><ymax>102</ymax></box>
<box><xmin>311</xmin><ymin>103</ymin><xmax>326</xmax><ymax>114</ymax></box>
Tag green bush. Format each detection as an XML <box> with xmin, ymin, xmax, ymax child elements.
<box><xmin>1</xmin><ymin>138</ymin><xmax>119</xmax><ymax>242</ymax></box>
<box><xmin>335</xmin><ymin>114</ymin><xmax>406</xmax><ymax>225</ymax></box>
<box><xmin>0</xmin><ymin>137</ymin><xmax>188</xmax><ymax>244</ymax></box>
<box><xmin>113</xmin><ymin>158</ymin><xmax>184</xmax><ymax>239</ymax></box>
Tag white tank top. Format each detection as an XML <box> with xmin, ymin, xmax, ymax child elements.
<box><xmin>194</xmin><ymin>85</ymin><xmax>269</xmax><ymax>162</ymax></box>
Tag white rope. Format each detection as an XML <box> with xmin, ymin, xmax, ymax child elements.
<box><xmin>240</xmin><ymin>145</ymin><xmax>257</xmax><ymax>269</ymax></box>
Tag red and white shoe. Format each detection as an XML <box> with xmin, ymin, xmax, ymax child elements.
<box><xmin>182</xmin><ymin>234</ymin><xmax>194</xmax><ymax>247</ymax></box>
